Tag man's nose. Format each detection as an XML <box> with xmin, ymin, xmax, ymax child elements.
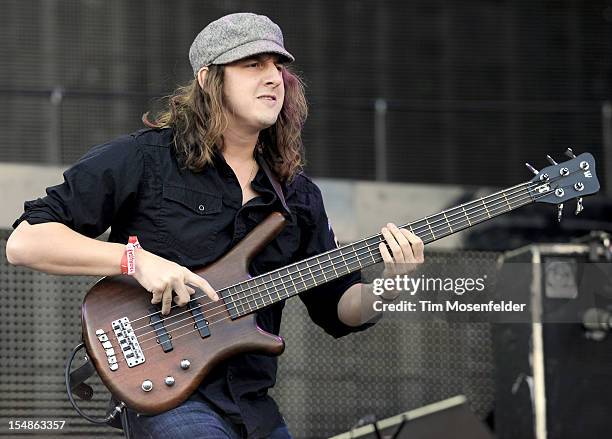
<box><xmin>264</xmin><ymin>64</ymin><xmax>282</xmax><ymax>86</ymax></box>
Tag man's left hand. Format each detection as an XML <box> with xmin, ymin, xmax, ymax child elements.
<box><xmin>379</xmin><ymin>222</ymin><xmax>425</xmax><ymax>293</ymax></box>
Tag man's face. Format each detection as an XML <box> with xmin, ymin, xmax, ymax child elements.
<box><xmin>222</xmin><ymin>54</ymin><xmax>286</xmax><ymax>133</ymax></box>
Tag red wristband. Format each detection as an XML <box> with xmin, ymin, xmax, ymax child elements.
<box><xmin>120</xmin><ymin>236</ymin><xmax>141</xmax><ymax>275</ymax></box>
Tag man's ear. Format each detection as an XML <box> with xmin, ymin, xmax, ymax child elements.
<box><xmin>197</xmin><ymin>66</ymin><xmax>209</xmax><ymax>89</ymax></box>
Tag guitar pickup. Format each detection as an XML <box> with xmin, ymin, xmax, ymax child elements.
<box><xmin>148</xmin><ymin>306</ymin><xmax>173</xmax><ymax>353</ymax></box>
<box><xmin>225</xmin><ymin>292</ymin><xmax>239</xmax><ymax>320</ymax></box>
<box><xmin>188</xmin><ymin>298</ymin><xmax>210</xmax><ymax>338</ymax></box>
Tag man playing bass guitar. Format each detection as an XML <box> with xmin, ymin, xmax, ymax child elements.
<box><xmin>6</xmin><ymin>12</ymin><xmax>424</xmax><ymax>439</ymax></box>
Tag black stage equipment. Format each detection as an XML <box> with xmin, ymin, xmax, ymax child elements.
<box><xmin>493</xmin><ymin>233</ymin><xmax>612</xmax><ymax>439</ymax></box>
<box><xmin>328</xmin><ymin>396</ymin><xmax>493</xmax><ymax>439</ymax></box>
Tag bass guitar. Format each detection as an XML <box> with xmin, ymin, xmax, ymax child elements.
<box><xmin>79</xmin><ymin>149</ymin><xmax>599</xmax><ymax>415</ymax></box>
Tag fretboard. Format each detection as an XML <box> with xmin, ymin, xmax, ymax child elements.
<box><xmin>222</xmin><ymin>180</ymin><xmax>536</xmax><ymax>318</ymax></box>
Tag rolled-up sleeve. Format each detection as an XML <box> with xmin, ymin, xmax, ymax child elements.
<box><xmin>12</xmin><ymin>134</ymin><xmax>143</xmax><ymax>238</ymax></box>
<box><xmin>296</xmin><ymin>182</ymin><xmax>373</xmax><ymax>338</ymax></box>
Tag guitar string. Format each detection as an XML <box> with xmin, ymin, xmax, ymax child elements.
<box><xmin>126</xmin><ymin>179</ymin><xmax>537</xmax><ymax>339</ymax></box>
<box><xmin>127</xmin><ymin>178</ymin><xmax>538</xmax><ymax>331</ymax></box>
<box><xmin>132</xmin><ymin>187</ymin><xmax>536</xmax><ymax>348</ymax></box>
<box><xmin>114</xmin><ymin>163</ymin><xmax>589</xmax><ymax>348</ymax></box>
<box><xmin>126</xmin><ymin>177</ymin><xmax>574</xmax><ymax>349</ymax></box>
<box><xmin>127</xmin><ymin>175</ymin><xmax>561</xmax><ymax>341</ymax></box>
<box><xmin>126</xmin><ymin>183</ymin><xmax>573</xmax><ymax>362</ymax></box>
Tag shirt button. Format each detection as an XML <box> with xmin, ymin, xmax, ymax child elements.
<box><xmin>198</xmin><ymin>204</ymin><xmax>205</xmax><ymax>211</ymax></box>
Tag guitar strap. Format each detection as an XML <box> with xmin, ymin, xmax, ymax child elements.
<box><xmin>257</xmin><ymin>155</ymin><xmax>291</xmax><ymax>217</ymax></box>
<box><xmin>68</xmin><ymin>359</ymin><xmax>95</xmax><ymax>401</ymax></box>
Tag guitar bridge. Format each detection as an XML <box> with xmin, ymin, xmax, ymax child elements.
<box><xmin>111</xmin><ymin>317</ymin><xmax>145</xmax><ymax>368</ymax></box>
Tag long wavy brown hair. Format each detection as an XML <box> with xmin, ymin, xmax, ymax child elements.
<box><xmin>143</xmin><ymin>64</ymin><xmax>308</xmax><ymax>183</ymax></box>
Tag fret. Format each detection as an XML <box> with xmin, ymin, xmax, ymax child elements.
<box><xmin>258</xmin><ymin>278</ymin><xmax>268</xmax><ymax>306</ymax></box>
<box><xmin>263</xmin><ymin>277</ymin><xmax>275</xmax><ymax>306</ymax></box>
<box><xmin>252</xmin><ymin>279</ymin><xmax>263</xmax><ymax>307</ymax></box>
<box><xmin>424</xmin><ymin>216</ymin><xmax>436</xmax><ymax>239</ymax></box>
<box><xmin>260</xmin><ymin>274</ymin><xmax>273</xmax><ymax>303</ymax></box>
<box><xmin>245</xmin><ymin>286</ymin><xmax>253</xmax><ymax>313</ymax></box>
<box><xmin>246</xmin><ymin>282</ymin><xmax>257</xmax><ymax>304</ymax></box>
<box><xmin>231</xmin><ymin>287</ymin><xmax>244</xmax><ymax>316</ymax></box>
<box><xmin>294</xmin><ymin>267</ymin><xmax>307</xmax><ymax>290</ymax></box>
<box><xmin>306</xmin><ymin>262</ymin><xmax>314</xmax><ymax>286</ymax></box>
<box><xmin>279</xmin><ymin>273</ymin><xmax>291</xmax><ymax>297</ymax></box>
<box><xmin>318</xmin><ymin>255</ymin><xmax>334</xmax><ymax>271</ymax></box>
<box><xmin>278</xmin><ymin>267</ymin><xmax>290</xmax><ymax>279</ymax></box>
<box><xmin>339</xmin><ymin>248</ymin><xmax>349</xmax><ymax>272</ymax></box>
<box><xmin>304</xmin><ymin>263</ymin><xmax>316</xmax><ymax>288</ymax></box>
<box><xmin>316</xmin><ymin>262</ymin><xmax>327</xmax><ymax>283</ymax></box>
<box><xmin>364</xmin><ymin>245</ymin><xmax>377</xmax><ymax>265</ymax></box>
<box><xmin>461</xmin><ymin>205</ymin><xmax>472</xmax><ymax>226</ymax></box>
<box><xmin>295</xmin><ymin>261</ymin><xmax>308</xmax><ymax>277</ymax></box>
<box><xmin>342</xmin><ymin>247</ymin><xmax>356</xmax><ymax>270</ymax></box>
<box><xmin>336</xmin><ymin>264</ymin><xmax>349</xmax><ymax>276</ymax></box>
<box><xmin>351</xmin><ymin>246</ymin><xmax>363</xmax><ymax>266</ymax></box>
<box><xmin>357</xmin><ymin>245</ymin><xmax>368</xmax><ymax>265</ymax></box>
<box><xmin>287</xmin><ymin>274</ymin><xmax>297</xmax><ymax>301</ymax></box>
<box><xmin>237</xmin><ymin>284</ymin><xmax>249</xmax><ymax>314</ymax></box>
<box><xmin>502</xmin><ymin>191</ymin><xmax>512</xmax><ymax>210</ymax></box>
<box><xmin>284</xmin><ymin>266</ymin><xmax>296</xmax><ymax>281</ymax></box>
<box><xmin>277</xmin><ymin>272</ymin><xmax>288</xmax><ymax>298</ymax></box>
<box><xmin>347</xmin><ymin>258</ymin><xmax>363</xmax><ymax>272</ymax></box>
<box><xmin>314</xmin><ymin>270</ymin><xmax>325</xmax><ymax>285</ymax></box>
<box><xmin>241</xmin><ymin>285</ymin><xmax>254</xmax><ymax>312</ymax></box>
<box><xmin>335</xmin><ymin>250</ymin><xmax>348</xmax><ymax>276</ymax></box>
<box><xmin>444</xmin><ymin>207</ymin><xmax>467</xmax><ymax>230</ymax></box>
<box><xmin>269</xmin><ymin>273</ymin><xmax>283</xmax><ymax>302</ymax></box>
<box><xmin>298</xmin><ymin>263</ymin><xmax>309</xmax><ymax>285</ymax></box>
<box><xmin>330</xmin><ymin>252</ymin><xmax>340</xmax><ymax>277</ymax></box>
<box><xmin>481</xmin><ymin>199</ymin><xmax>491</xmax><ymax>218</ymax></box>
<box><xmin>442</xmin><ymin>212</ymin><xmax>453</xmax><ymax>233</ymax></box>
<box><xmin>431</xmin><ymin>213</ymin><xmax>452</xmax><ymax>238</ymax></box>
<box><xmin>466</xmin><ymin>205</ymin><xmax>485</xmax><ymax>224</ymax></box>
<box><xmin>320</xmin><ymin>254</ymin><xmax>333</xmax><ymax>282</ymax></box>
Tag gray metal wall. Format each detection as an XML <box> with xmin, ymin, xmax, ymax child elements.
<box><xmin>1</xmin><ymin>0</ymin><xmax>609</xmax><ymax>188</ymax></box>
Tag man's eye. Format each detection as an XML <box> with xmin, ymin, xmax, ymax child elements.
<box><xmin>247</xmin><ymin>62</ymin><xmax>259</xmax><ymax>68</ymax></box>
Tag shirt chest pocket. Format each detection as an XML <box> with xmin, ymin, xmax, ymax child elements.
<box><xmin>160</xmin><ymin>184</ymin><xmax>223</xmax><ymax>257</ymax></box>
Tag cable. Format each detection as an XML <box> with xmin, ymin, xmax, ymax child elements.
<box><xmin>64</xmin><ymin>342</ymin><xmax>124</xmax><ymax>425</ymax></box>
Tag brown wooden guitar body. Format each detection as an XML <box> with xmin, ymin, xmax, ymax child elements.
<box><xmin>81</xmin><ymin>213</ymin><xmax>287</xmax><ymax>415</ymax></box>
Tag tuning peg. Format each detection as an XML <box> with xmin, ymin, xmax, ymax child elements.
<box><xmin>557</xmin><ymin>203</ymin><xmax>564</xmax><ymax>222</ymax></box>
<box><xmin>575</xmin><ymin>198</ymin><xmax>583</xmax><ymax>215</ymax></box>
<box><xmin>546</xmin><ymin>155</ymin><xmax>558</xmax><ymax>165</ymax></box>
<box><xmin>525</xmin><ymin>162</ymin><xmax>539</xmax><ymax>175</ymax></box>
<box><xmin>565</xmin><ymin>148</ymin><xmax>577</xmax><ymax>159</ymax></box>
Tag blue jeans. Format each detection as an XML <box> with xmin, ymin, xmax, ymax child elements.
<box><xmin>126</xmin><ymin>398</ymin><xmax>292</xmax><ymax>439</ymax></box>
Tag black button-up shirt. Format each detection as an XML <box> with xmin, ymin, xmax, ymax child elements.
<box><xmin>13</xmin><ymin>128</ymin><xmax>369</xmax><ymax>438</ymax></box>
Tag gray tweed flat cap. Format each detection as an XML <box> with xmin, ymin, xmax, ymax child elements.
<box><xmin>189</xmin><ymin>12</ymin><xmax>294</xmax><ymax>76</ymax></box>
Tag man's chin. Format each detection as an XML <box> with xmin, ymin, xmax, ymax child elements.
<box><xmin>257</xmin><ymin>117</ymin><xmax>279</xmax><ymax>130</ymax></box>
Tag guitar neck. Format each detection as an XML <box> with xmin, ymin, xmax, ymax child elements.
<box><xmin>223</xmin><ymin>181</ymin><xmax>536</xmax><ymax>317</ymax></box>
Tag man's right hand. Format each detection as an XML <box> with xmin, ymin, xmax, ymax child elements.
<box><xmin>133</xmin><ymin>249</ymin><xmax>219</xmax><ymax>315</ymax></box>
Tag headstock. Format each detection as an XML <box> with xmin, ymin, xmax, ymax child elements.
<box><xmin>527</xmin><ymin>148</ymin><xmax>600</xmax><ymax>222</ymax></box>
